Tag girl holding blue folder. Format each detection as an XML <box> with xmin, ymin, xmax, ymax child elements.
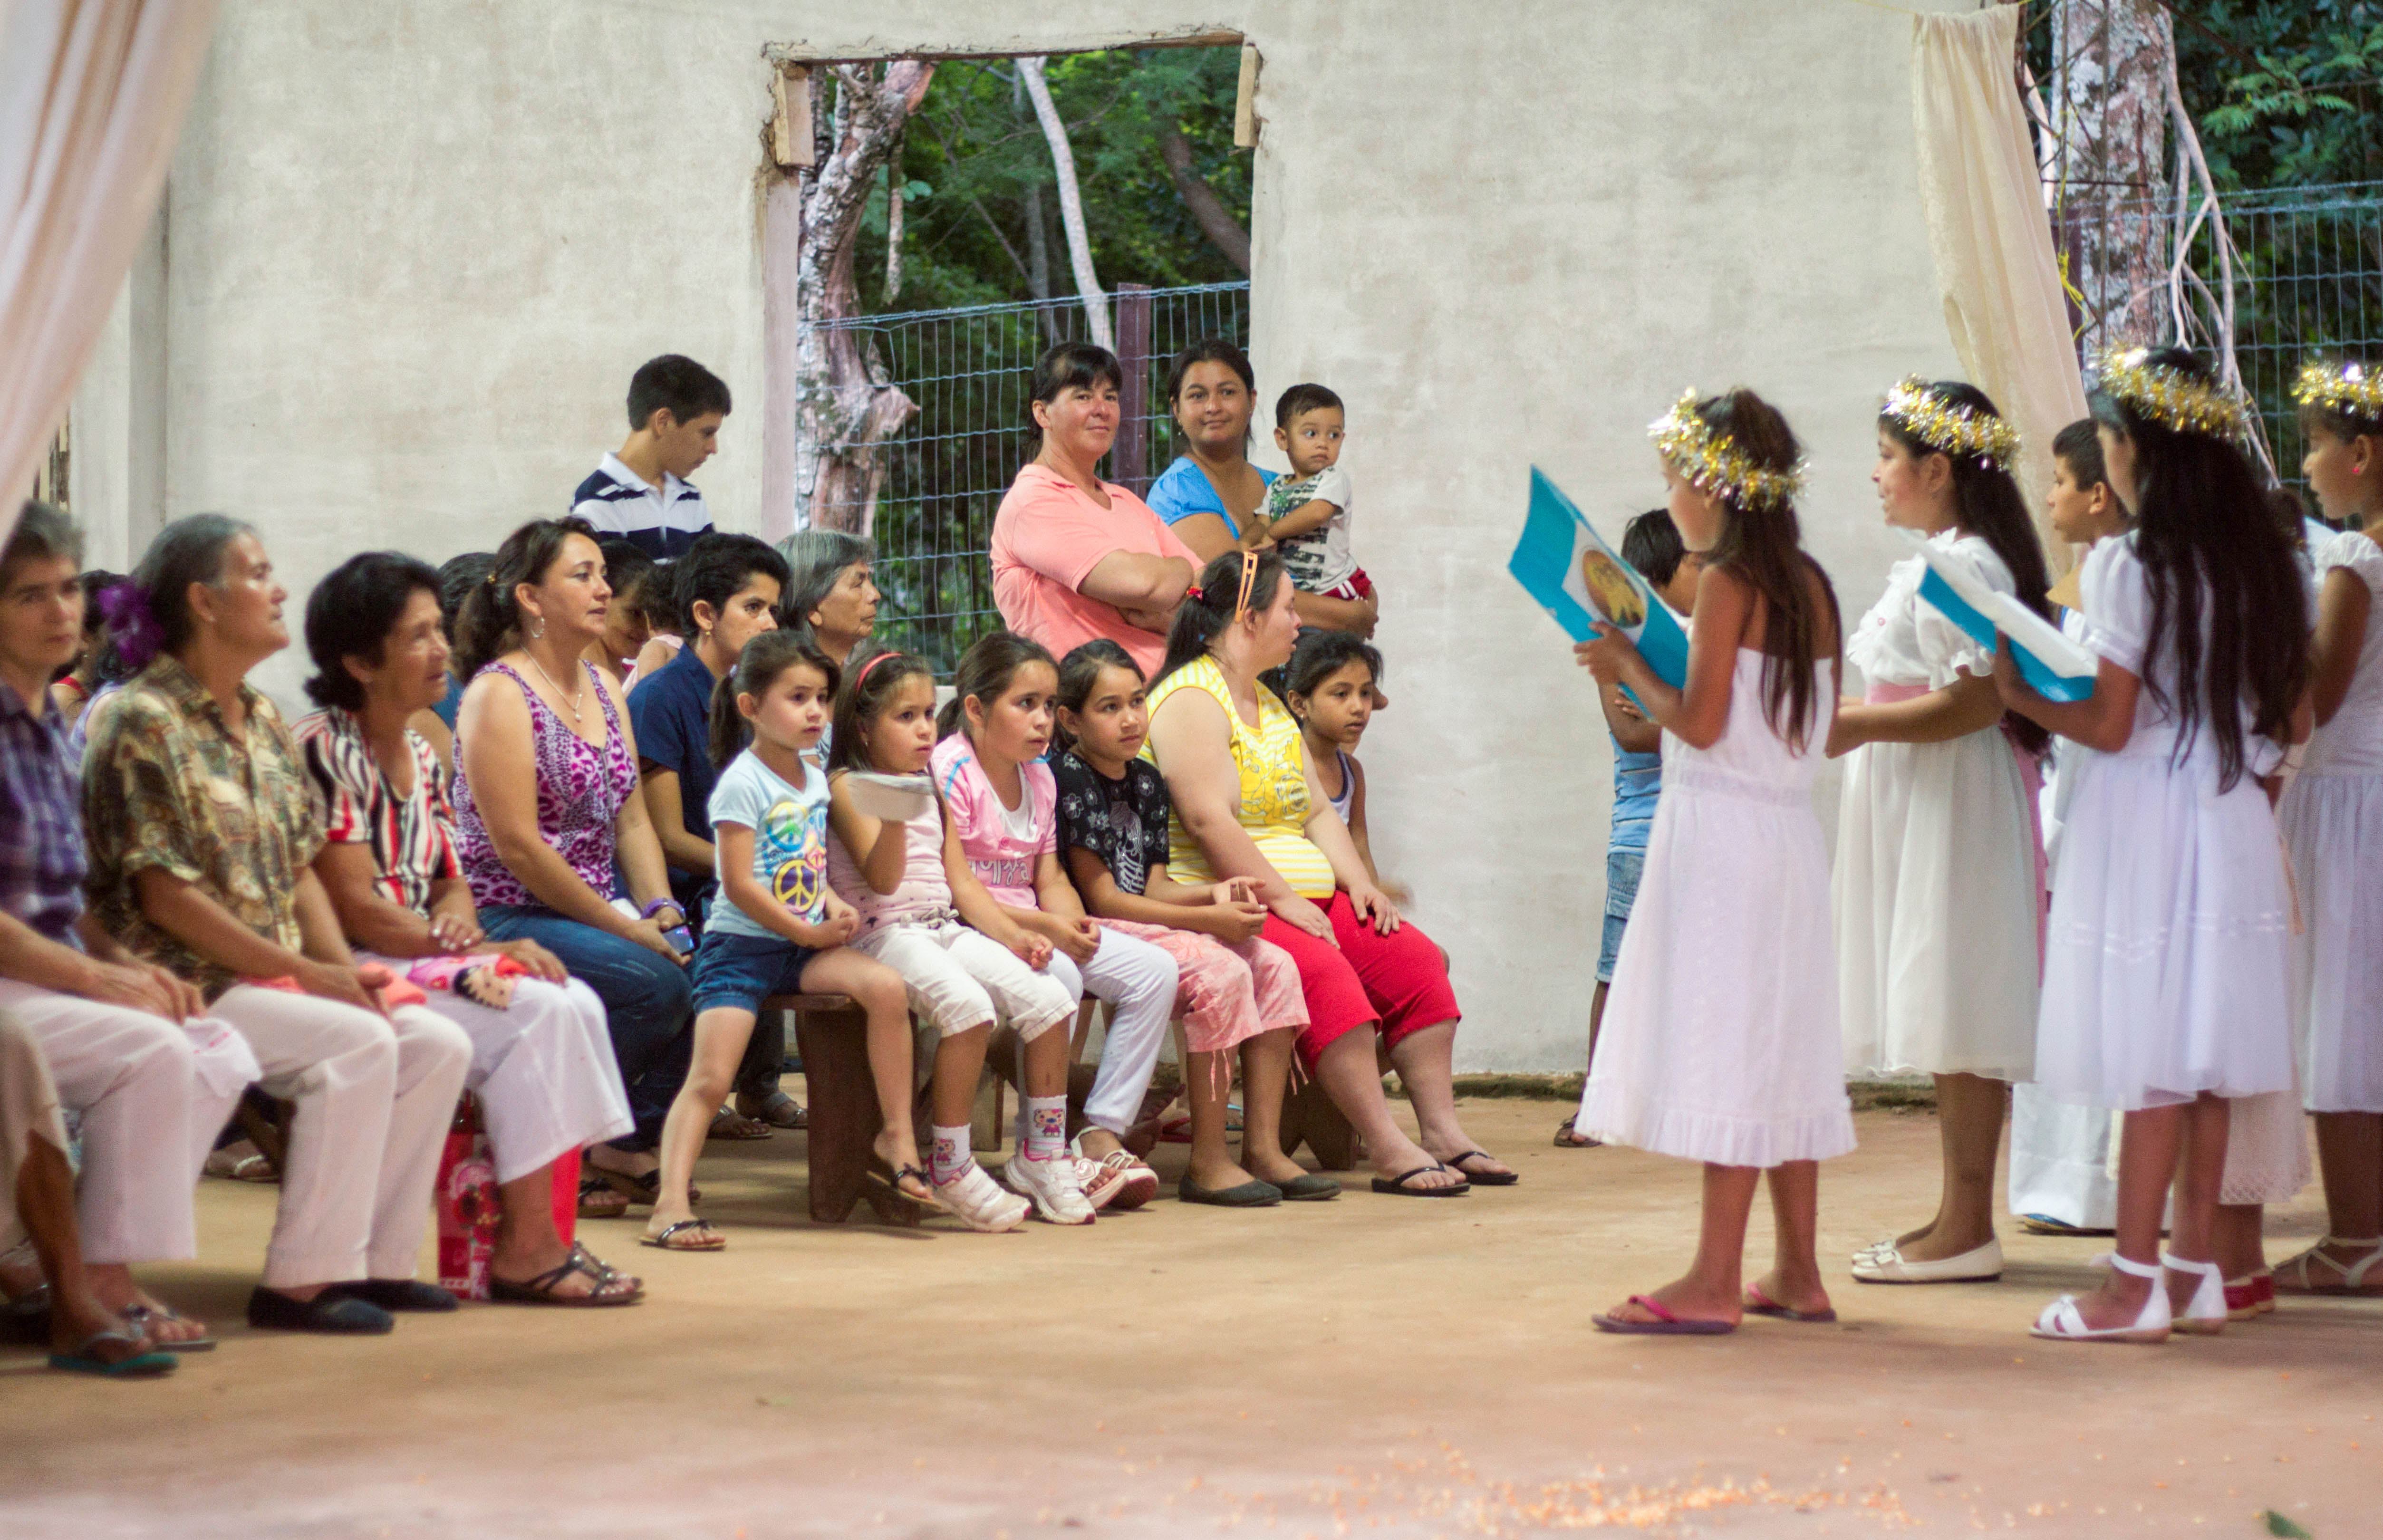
<box><xmin>1831</xmin><ymin>379</ymin><xmax>2054</xmax><ymax>1287</ymax></box>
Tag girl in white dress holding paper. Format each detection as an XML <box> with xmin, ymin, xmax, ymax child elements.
<box><xmin>1573</xmin><ymin>387</ymin><xmax>1853</xmax><ymax>1335</ymax></box>
<box><xmin>1994</xmin><ymin>347</ymin><xmax>2308</xmax><ymax>1343</ymax></box>
<box><xmin>1831</xmin><ymin>380</ymin><xmax>2055</xmax><ymax>1286</ymax></box>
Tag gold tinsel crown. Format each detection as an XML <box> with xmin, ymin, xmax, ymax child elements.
<box><xmin>1881</xmin><ymin>376</ymin><xmax>2020</xmax><ymax>472</ymax></box>
<box><xmin>2290</xmin><ymin>359</ymin><xmax>2383</xmax><ymax>424</ymax></box>
<box><xmin>2091</xmin><ymin>347</ymin><xmax>2251</xmax><ymax>439</ymax></box>
<box><xmin>1648</xmin><ymin>389</ymin><xmax>1806</xmax><ymax>512</ymax></box>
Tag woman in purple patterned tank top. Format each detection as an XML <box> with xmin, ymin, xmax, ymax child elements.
<box><xmin>451</xmin><ymin>519</ymin><xmax>693</xmax><ymax>1184</ymax></box>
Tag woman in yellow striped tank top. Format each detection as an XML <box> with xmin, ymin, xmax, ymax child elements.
<box><xmin>1142</xmin><ymin>551</ymin><xmax>1513</xmax><ymax>1195</ymax></box>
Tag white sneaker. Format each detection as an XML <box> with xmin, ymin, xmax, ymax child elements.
<box><xmin>1002</xmin><ymin>1150</ymin><xmax>1097</xmax><ymax>1225</ymax></box>
<box><xmin>932</xmin><ymin>1161</ymin><xmax>1029</xmax><ymax>1233</ymax></box>
<box><xmin>1070</xmin><ymin>1132</ymin><xmax>1159</xmax><ymax>1213</ymax></box>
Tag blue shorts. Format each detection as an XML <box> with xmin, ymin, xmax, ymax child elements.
<box><xmin>1595</xmin><ymin>847</ymin><xmax>1644</xmax><ymax>984</ymax></box>
<box><xmin>690</xmin><ymin>930</ymin><xmax>818</xmax><ymax>1017</ymax></box>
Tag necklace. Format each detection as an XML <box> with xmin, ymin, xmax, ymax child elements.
<box><xmin>521</xmin><ymin>649</ymin><xmax>584</xmax><ymax>724</ymax></box>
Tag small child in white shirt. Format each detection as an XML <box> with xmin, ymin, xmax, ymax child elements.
<box><xmin>1261</xmin><ymin>384</ymin><xmax>1371</xmax><ymax>605</ymax></box>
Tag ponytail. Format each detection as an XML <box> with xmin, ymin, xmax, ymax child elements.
<box><xmin>453</xmin><ymin>517</ymin><xmax>597</xmax><ymax>680</ymax></box>
<box><xmin>707</xmin><ymin>629</ymin><xmax>840</xmax><ymax>768</ymax></box>
<box><xmin>1154</xmin><ymin>549</ymin><xmax>1288</xmax><ymax>689</ymax></box>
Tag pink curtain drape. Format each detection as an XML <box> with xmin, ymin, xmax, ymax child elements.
<box><xmin>0</xmin><ymin>0</ymin><xmax>220</xmax><ymax>548</ymax></box>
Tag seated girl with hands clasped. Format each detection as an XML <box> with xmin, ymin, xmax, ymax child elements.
<box><xmin>643</xmin><ymin>632</ymin><xmax>920</xmax><ymax>1250</ymax></box>
<box><xmin>932</xmin><ymin>634</ymin><xmax>1180</xmax><ymax>1220</ymax></box>
<box><xmin>1053</xmin><ymin>640</ymin><xmax>1322</xmax><ymax>1206</ymax></box>
<box><xmin>824</xmin><ymin>651</ymin><xmax>1072</xmax><ymax>1233</ymax></box>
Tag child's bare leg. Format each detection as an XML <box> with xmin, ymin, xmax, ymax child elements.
<box><xmin>1310</xmin><ymin>1024</ymin><xmax>1461</xmax><ymax>1190</ymax></box>
<box><xmin>1601</xmin><ymin>1163</ymin><xmax>1760</xmax><ymax>1327</ymax></box>
<box><xmin>1752</xmin><ymin>1160</ymin><xmax>1831</xmax><ymax>1315</ymax></box>
<box><xmin>2211</xmin><ymin>1203</ymin><xmax>2267</xmax><ymax>1280</ymax></box>
<box><xmin>2162</xmin><ymin>1094</ymin><xmax>2229</xmax><ymax>1313</ymax></box>
<box><xmin>1022</xmin><ymin>1018</ymin><xmax>1070</xmax><ymax>1100</ymax></box>
<box><xmin>645</xmin><ymin>1007</ymin><xmax>754</xmax><ymax>1239</ymax></box>
<box><xmin>1557</xmin><ymin>983</ymin><xmax>1606</xmax><ymax>1146</ymax></box>
<box><xmin>1183</xmin><ymin>1047</ymin><xmax>1257</xmax><ymax>1189</ymax></box>
<box><xmin>930</xmin><ymin>1024</ymin><xmax>993</xmax><ymax>1130</ymax></box>
<box><xmin>1237</xmin><ymin>1029</ymin><xmax>1311</xmax><ymax>1186</ymax></box>
<box><xmin>2062</xmin><ymin>1103</ymin><xmax>2186</xmax><ymax>1329</ymax></box>
<box><xmin>1891</xmin><ymin>1073</ymin><xmax>2006</xmax><ymax>1260</ymax></box>
<box><xmin>801</xmin><ymin>950</ymin><xmax>926</xmax><ymax>1195</ymax></box>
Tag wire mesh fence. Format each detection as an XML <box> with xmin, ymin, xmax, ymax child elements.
<box><xmin>808</xmin><ymin>281</ymin><xmax>1249</xmax><ymax>674</ymax></box>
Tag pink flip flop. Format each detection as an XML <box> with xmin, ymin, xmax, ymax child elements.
<box><xmin>1592</xmin><ymin>1293</ymin><xmax>1737</xmax><ymax>1335</ymax></box>
<box><xmin>1743</xmin><ymin>1283</ymin><xmax>1838</xmax><ymax>1323</ymax></box>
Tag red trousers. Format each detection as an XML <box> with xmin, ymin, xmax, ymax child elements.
<box><xmin>1260</xmin><ymin>892</ymin><xmax>1460</xmax><ymax>1070</ymax></box>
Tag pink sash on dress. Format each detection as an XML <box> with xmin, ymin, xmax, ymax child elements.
<box><xmin>1865</xmin><ymin>681</ymin><xmax>2048</xmax><ymax>965</ymax></box>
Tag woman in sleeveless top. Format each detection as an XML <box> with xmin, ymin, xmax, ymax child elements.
<box><xmin>450</xmin><ymin>519</ymin><xmax>693</xmax><ymax>1198</ymax></box>
<box><xmin>1143</xmin><ymin>550</ymin><xmax>1511</xmax><ymax>1196</ymax></box>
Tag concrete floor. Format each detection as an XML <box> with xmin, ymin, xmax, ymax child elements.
<box><xmin>1</xmin><ymin>1096</ymin><xmax>2376</xmax><ymax>1539</ymax></box>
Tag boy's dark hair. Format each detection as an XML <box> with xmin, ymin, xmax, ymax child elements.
<box><xmin>1025</xmin><ymin>342</ymin><xmax>1125</xmax><ymax>456</ymax></box>
<box><xmin>708</xmin><ymin>627</ymin><xmax>839</xmax><ymax>769</ymax></box>
<box><xmin>938</xmin><ymin>630</ymin><xmax>1059</xmax><ymax>740</ymax></box>
<box><xmin>452</xmin><ymin>517</ymin><xmax>598</xmax><ymax>679</ymax></box>
<box><xmin>678</xmin><ymin>532</ymin><xmax>791</xmax><ymax>635</ymax></box>
<box><xmin>2089</xmin><ymin>346</ymin><xmax>2309</xmax><ymax>790</ymax></box>
<box><xmin>1274</xmin><ymin>383</ymin><xmax>1343</xmax><ymax>429</ymax></box>
<box><xmin>2051</xmin><ymin>419</ymin><xmax>2109</xmax><ymax>493</ymax></box>
<box><xmin>303</xmin><ymin>551</ymin><xmax>444</xmax><ymax>711</ymax></box>
<box><xmin>1286</xmin><ymin>629</ymin><xmax>1382</xmax><ymax>702</ymax></box>
<box><xmin>435</xmin><ymin>553</ymin><xmax>497</xmax><ymax>645</ymax></box>
<box><xmin>827</xmin><ymin>645</ymin><xmax>935</xmax><ymax>774</ymax></box>
<box><xmin>1619</xmin><ymin>508</ymin><xmax>1687</xmax><ymax>589</ymax></box>
<box><xmin>627</xmin><ymin>354</ymin><xmax>732</xmax><ymax>432</ymax></box>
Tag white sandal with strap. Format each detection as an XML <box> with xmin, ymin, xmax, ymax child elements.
<box><xmin>2272</xmin><ymin>1236</ymin><xmax>2383</xmax><ymax>1296</ymax></box>
<box><xmin>2161</xmin><ymin>1253</ymin><xmax>2228</xmax><ymax>1336</ymax></box>
<box><xmin>2031</xmin><ymin>1251</ymin><xmax>2171</xmax><ymax>1344</ymax></box>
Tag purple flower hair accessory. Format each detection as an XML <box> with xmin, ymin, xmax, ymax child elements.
<box><xmin>98</xmin><ymin>579</ymin><xmax>164</xmax><ymax>672</ymax></box>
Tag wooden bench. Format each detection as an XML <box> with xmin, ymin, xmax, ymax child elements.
<box><xmin>761</xmin><ymin>992</ymin><xmax>928</xmax><ymax>1226</ymax></box>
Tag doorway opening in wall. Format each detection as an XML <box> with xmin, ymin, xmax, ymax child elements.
<box><xmin>766</xmin><ymin>38</ymin><xmax>1259</xmax><ymax>672</ymax></box>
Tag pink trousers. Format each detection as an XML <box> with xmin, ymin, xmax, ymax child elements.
<box><xmin>1097</xmin><ymin>918</ymin><xmax>1308</xmax><ymax>1055</ymax></box>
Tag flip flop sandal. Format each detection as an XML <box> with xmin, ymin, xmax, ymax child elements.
<box><xmin>592</xmin><ymin>1167</ymin><xmax>698</xmax><ymax>1207</ymax></box>
<box><xmin>1442</xmin><ymin>1149</ymin><xmax>1518</xmax><ymax>1186</ymax></box>
<box><xmin>707</xmin><ymin>1107</ymin><xmax>774</xmax><ymax>1141</ymax></box>
<box><xmin>491</xmin><ymin>1245</ymin><xmax>645</xmax><ymax>1306</ymax></box>
<box><xmin>1743</xmin><ymin>1284</ymin><xmax>1838</xmax><ymax>1323</ymax></box>
<box><xmin>577</xmin><ymin>1173</ymin><xmax>631</xmax><ymax>1219</ymax></box>
<box><xmin>49</xmin><ymin>1329</ymin><xmax>177</xmax><ymax>1377</ymax></box>
<box><xmin>639</xmin><ymin>1218</ymin><xmax>725</xmax><ymax>1252</ymax></box>
<box><xmin>1370</xmin><ymin>1164</ymin><xmax>1470</xmax><ymax>1197</ymax></box>
<box><xmin>1553</xmin><ymin>1115</ymin><xmax>1602</xmax><ymax>1149</ymax></box>
<box><xmin>121</xmin><ymin>1302</ymin><xmax>216</xmax><ymax>1352</ymax></box>
<box><xmin>1592</xmin><ymin>1294</ymin><xmax>1737</xmax><ymax>1335</ymax></box>
<box><xmin>741</xmin><ymin>1090</ymin><xmax>808</xmax><ymax>1130</ymax></box>
<box><xmin>865</xmin><ymin>1163</ymin><xmax>943</xmax><ymax>1210</ymax></box>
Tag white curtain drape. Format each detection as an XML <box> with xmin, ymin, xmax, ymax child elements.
<box><xmin>1911</xmin><ymin>4</ymin><xmax>2090</xmax><ymax>571</ymax></box>
<box><xmin>0</xmin><ymin>0</ymin><xmax>220</xmax><ymax>549</ymax></box>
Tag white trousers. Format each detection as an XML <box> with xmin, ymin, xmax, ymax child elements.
<box><xmin>0</xmin><ymin>979</ymin><xmax>253</xmax><ymax>1264</ymax></box>
<box><xmin>365</xmin><ymin>961</ymin><xmax>632</xmax><ymax>1184</ymax></box>
<box><xmin>853</xmin><ymin>919</ymin><xmax>1075</xmax><ymax>1040</ymax></box>
<box><xmin>1046</xmin><ymin>929</ymin><xmax>1180</xmax><ymax>1136</ymax></box>
<box><xmin>0</xmin><ymin>1012</ymin><xmax>68</xmax><ymax>1253</ymax></box>
<box><xmin>2007</xmin><ymin>1081</ymin><xmax>2119</xmax><ymax>1230</ymax></box>
<box><xmin>212</xmin><ymin>985</ymin><xmax>471</xmax><ymax>1288</ymax></box>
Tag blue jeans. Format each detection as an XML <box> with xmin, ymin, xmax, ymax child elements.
<box><xmin>479</xmin><ymin>905</ymin><xmax>693</xmax><ymax>1151</ymax></box>
<box><xmin>1596</xmin><ymin>847</ymin><xmax>1645</xmax><ymax>985</ymax></box>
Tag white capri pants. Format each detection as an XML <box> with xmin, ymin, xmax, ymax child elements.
<box><xmin>1045</xmin><ymin>929</ymin><xmax>1180</xmax><ymax>1137</ymax></box>
<box><xmin>0</xmin><ymin>1013</ymin><xmax>69</xmax><ymax>1253</ymax></box>
<box><xmin>211</xmin><ymin>985</ymin><xmax>472</xmax><ymax>1289</ymax></box>
<box><xmin>0</xmin><ymin>980</ymin><xmax>254</xmax><ymax>1264</ymax></box>
<box><xmin>363</xmin><ymin>960</ymin><xmax>633</xmax><ymax>1184</ymax></box>
<box><xmin>852</xmin><ymin>919</ymin><xmax>1075</xmax><ymax>1041</ymax></box>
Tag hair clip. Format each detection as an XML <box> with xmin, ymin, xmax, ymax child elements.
<box><xmin>1233</xmin><ymin>550</ymin><xmax>1260</xmax><ymax>619</ymax></box>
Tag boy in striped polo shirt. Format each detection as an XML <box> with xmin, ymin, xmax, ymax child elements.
<box><xmin>571</xmin><ymin>355</ymin><xmax>731</xmax><ymax>559</ymax></box>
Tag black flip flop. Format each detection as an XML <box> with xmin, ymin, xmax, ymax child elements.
<box><xmin>1370</xmin><ymin>1165</ymin><xmax>1469</xmax><ymax>1197</ymax></box>
<box><xmin>1442</xmin><ymin>1149</ymin><xmax>1517</xmax><ymax>1186</ymax></box>
<box><xmin>865</xmin><ymin>1163</ymin><xmax>943</xmax><ymax>1211</ymax></box>
<box><xmin>639</xmin><ymin>1218</ymin><xmax>724</xmax><ymax>1251</ymax></box>
<box><xmin>491</xmin><ymin>1246</ymin><xmax>645</xmax><ymax>1306</ymax></box>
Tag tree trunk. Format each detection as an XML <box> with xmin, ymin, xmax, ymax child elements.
<box><xmin>1159</xmin><ymin>128</ymin><xmax>1250</xmax><ymax>275</ymax></box>
<box><xmin>2052</xmin><ymin>0</ymin><xmax>2172</xmax><ymax>349</ymax></box>
<box><xmin>1017</xmin><ymin>56</ymin><xmax>1113</xmax><ymax>353</ymax></box>
<box><xmin>884</xmin><ymin>128</ymin><xmax>906</xmax><ymax>305</ymax></box>
<box><xmin>793</xmin><ymin>60</ymin><xmax>936</xmax><ymax>537</ymax></box>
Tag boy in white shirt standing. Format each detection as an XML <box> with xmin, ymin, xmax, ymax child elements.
<box><xmin>571</xmin><ymin>355</ymin><xmax>731</xmax><ymax>559</ymax></box>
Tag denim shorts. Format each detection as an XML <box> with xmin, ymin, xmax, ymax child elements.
<box><xmin>1596</xmin><ymin>847</ymin><xmax>1645</xmax><ymax>984</ymax></box>
<box><xmin>690</xmin><ymin>930</ymin><xmax>817</xmax><ymax>1017</ymax></box>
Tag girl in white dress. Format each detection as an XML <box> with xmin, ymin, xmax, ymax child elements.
<box><xmin>1575</xmin><ymin>388</ymin><xmax>1853</xmax><ymax>1335</ymax></box>
<box><xmin>1994</xmin><ymin>347</ymin><xmax>2309</xmax><ymax>1343</ymax></box>
<box><xmin>2270</xmin><ymin>359</ymin><xmax>2383</xmax><ymax>1300</ymax></box>
<box><xmin>1833</xmin><ymin>380</ymin><xmax>2054</xmax><ymax>1286</ymax></box>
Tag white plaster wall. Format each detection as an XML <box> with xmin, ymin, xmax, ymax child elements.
<box><xmin>145</xmin><ymin>0</ymin><xmax>1972</xmax><ymax>1070</ymax></box>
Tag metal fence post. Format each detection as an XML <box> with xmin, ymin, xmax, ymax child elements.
<box><xmin>1113</xmin><ymin>283</ymin><xmax>1154</xmax><ymax>495</ymax></box>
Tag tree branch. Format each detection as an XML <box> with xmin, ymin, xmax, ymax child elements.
<box><xmin>1159</xmin><ymin>127</ymin><xmax>1251</xmax><ymax>275</ymax></box>
<box><xmin>1018</xmin><ymin>56</ymin><xmax>1113</xmax><ymax>351</ymax></box>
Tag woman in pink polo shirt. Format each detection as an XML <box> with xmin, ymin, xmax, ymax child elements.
<box><xmin>991</xmin><ymin>343</ymin><xmax>1199</xmax><ymax>677</ymax></box>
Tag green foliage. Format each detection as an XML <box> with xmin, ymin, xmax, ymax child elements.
<box><xmin>2173</xmin><ymin>1</ymin><xmax>2383</xmax><ymax>190</ymax></box>
<box><xmin>851</xmin><ymin>46</ymin><xmax>1249</xmax><ymax>315</ymax></box>
<box><xmin>2258</xmin><ymin>1509</ymin><xmax>2314</xmax><ymax>1539</ymax></box>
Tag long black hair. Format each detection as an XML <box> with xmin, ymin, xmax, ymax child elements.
<box><xmin>708</xmin><ymin>627</ymin><xmax>839</xmax><ymax>768</ymax></box>
<box><xmin>827</xmin><ymin>646</ymin><xmax>935</xmax><ymax>775</ymax></box>
<box><xmin>1691</xmin><ymin>391</ymin><xmax>1841</xmax><ymax>751</ymax></box>
<box><xmin>2091</xmin><ymin>347</ymin><xmax>2308</xmax><ymax>789</ymax></box>
<box><xmin>452</xmin><ymin>517</ymin><xmax>598</xmax><ymax>679</ymax></box>
<box><xmin>937</xmin><ymin>630</ymin><xmax>1058</xmax><ymax>740</ymax></box>
<box><xmin>1154</xmin><ymin>549</ymin><xmax>1291</xmax><ymax>690</ymax></box>
<box><xmin>1881</xmin><ymin>380</ymin><xmax>2055</xmax><ymax>755</ymax></box>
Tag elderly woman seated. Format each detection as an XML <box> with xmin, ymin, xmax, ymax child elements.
<box><xmin>296</xmin><ymin>551</ymin><xmax>641</xmax><ymax>1304</ymax></box>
